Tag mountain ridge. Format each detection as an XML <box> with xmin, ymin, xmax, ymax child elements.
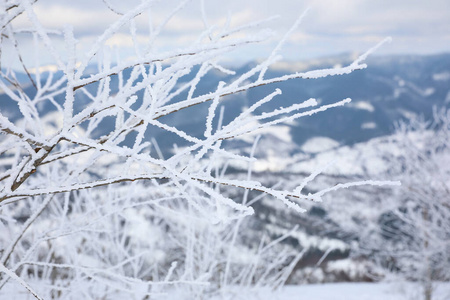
<box><xmin>1</xmin><ymin>53</ymin><xmax>449</xmax><ymax>155</ymax></box>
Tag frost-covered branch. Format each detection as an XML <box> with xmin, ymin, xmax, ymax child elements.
<box><xmin>0</xmin><ymin>0</ymin><xmax>396</xmax><ymax>298</ymax></box>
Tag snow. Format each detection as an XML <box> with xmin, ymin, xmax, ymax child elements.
<box><xmin>289</xmin><ymin>138</ymin><xmax>388</xmax><ymax>176</ymax></box>
<box><xmin>288</xmin><ymin>129</ymin><xmax>441</xmax><ymax>177</ymax></box>
<box><xmin>433</xmin><ymin>71</ymin><xmax>450</xmax><ymax>81</ymax></box>
<box><xmin>265</xmin><ymin>223</ymin><xmax>348</xmax><ymax>252</ymax></box>
<box><xmin>301</xmin><ymin>137</ymin><xmax>339</xmax><ymax>153</ymax></box>
<box><xmin>244</xmin><ymin>125</ymin><xmax>292</xmax><ymax>144</ymax></box>
<box><xmin>213</xmin><ymin>282</ymin><xmax>450</xmax><ymax>300</ymax></box>
<box><xmin>398</xmin><ymin>109</ymin><xmax>417</xmax><ymax>120</ymax></box>
<box><xmin>352</xmin><ymin>101</ymin><xmax>375</xmax><ymax>112</ymax></box>
<box><xmin>326</xmin><ymin>259</ymin><xmax>369</xmax><ymax>280</ymax></box>
<box><xmin>252</xmin><ymin>149</ymin><xmax>291</xmax><ymax>172</ymax></box>
<box><xmin>273</xmin><ymin>282</ymin><xmax>450</xmax><ymax>300</ymax></box>
<box><xmin>3</xmin><ymin>281</ymin><xmax>449</xmax><ymax>300</ymax></box>
<box><xmin>423</xmin><ymin>87</ymin><xmax>435</xmax><ymax>96</ymax></box>
<box><xmin>361</xmin><ymin>122</ymin><xmax>376</xmax><ymax>129</ymax></box>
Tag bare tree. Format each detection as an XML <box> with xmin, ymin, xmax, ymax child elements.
<box><xmin>0</xmin><ymin>1</ymin><xmax>396</xmax><ymax>299</ymax></box>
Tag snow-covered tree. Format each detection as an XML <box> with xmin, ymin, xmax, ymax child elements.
<box><xmin>0</xmin><ymin>1</ymin><xmax>396</xmax><ymax>298</ymax></box>
<box><xmin>359</xmin><ymin>109</ymin><xmax>450</xmax><ymax>300</ymax></box>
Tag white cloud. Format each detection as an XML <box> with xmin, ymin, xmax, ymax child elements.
<box><xmin>8</xmin><ymin>0</ymin><xmax>450</xmax><ymax>63</ymax></box>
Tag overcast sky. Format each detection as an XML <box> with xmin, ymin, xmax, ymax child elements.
<box><xmin>10</xmin><ymin>0</ymin><xmax>450</xmax><ymax>65</ymax></box>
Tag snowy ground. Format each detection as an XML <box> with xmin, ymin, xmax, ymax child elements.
<box><xmin>213</xmin><ymin>282</ymin><xmax>450</xmax><ymax>300</ymax></box>
<box><xmin>278</xmin><ymin>282</ymin><xmax>450</xmax><ymax>300</ymax></box>
<box><xmin>3</xmin><ymin>281</ymin><xmax>450</xmax><ymax>299</ymax></box>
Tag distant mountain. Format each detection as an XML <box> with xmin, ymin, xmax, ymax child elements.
<box><xmin>243</xmin><ymin>53</ymin><xmax>450</xmax><ymax>146</ymax></box>
<box><xmin>2</xmin><ymin>53</ymin><xmax>449</xmax><ymax>154</ymax></box>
